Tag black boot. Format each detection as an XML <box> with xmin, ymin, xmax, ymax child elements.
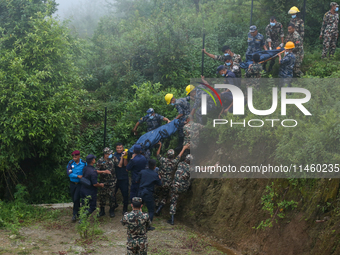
<box><xmin>109</xmin><ymin>207</ymin><xmax>115</xmax><ymax>218</ymax></box>
<box><xmin>98</xmin><ymin>207</ymin><xmax>105</xmax><ymax>217</ymax></box>
<box><xmin>167</xmin><ymin>215</ymin><xmax>174</xmax><ymax>225</ymax></box>
<box><xmin>123</xmin><ymin>204</ymin><xmax>128</xmax><ymax>215</ymax></box>
<box><xmin>155</xmin><ymin>204</ymin><xmax>164</xmax><ymax>216</ymax></box>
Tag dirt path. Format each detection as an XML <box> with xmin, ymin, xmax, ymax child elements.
<box><xmin>0</xmin><ymin>205</ymin><xmax>239</xmax><ymax>255</ymax></box>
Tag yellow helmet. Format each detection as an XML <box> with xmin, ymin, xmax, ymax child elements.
<box><xmin>185</xmin><ymin>84</ymin><xmax>195</xmax><ymax>95</ymax></box>
<box><xmin>288</xmin><ymin>6</ymin><xmax>300</xmax><ymax>14</ymax></box>
<box><xmin>165</xmin><ymin>94</ymin><xmax>174</xmax><ymax>105</ymax></box>
<box><xmin>284</xmin><ymin>41</ymin><xmax>295</xmax><ymax>49</ymax></box>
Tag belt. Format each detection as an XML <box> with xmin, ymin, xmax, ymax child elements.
<box><xmin>70</xmin><ymin>181</ymin><xmax>80</xmax><ymax>185</ymax></box>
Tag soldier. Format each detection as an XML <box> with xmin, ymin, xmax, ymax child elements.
<box><xmin>278</xmin><ymin>41</ymin><xmax>296</xmax><ymax>88</ymax></box>
<box><xmin>66</xmin><ymin>150</ymin><xmax>86</xmax><ymax>222</ymax></box>
<box><xmin>183</xmin><ymin>115</ymin><xmax>204</xmax><ymax>150</ymax></box>
<box><xmin>320</xmin><ymin>2</ymin><xmax>339</xmax><ymax>58</ymax></box>
<box><xmin>136</xmin><ymin>159</ymin><xmax>162</xmax><ymax>228</ymax></box>
<box><xmin>288</xmin><ymin>6</ymin><xmax>304</xmax><ymax>40</ymax></box>
<box><xmin>246</xmin><ymin>25</ymin><xmax>267</xmax><ymax>61</ymax></box>
<box><xmin>154</xmin><ymin>141</ymin><xmax>188</xmax><ymax>216</ymax></box>
<box><xmin>121</xmin><ymin>197</ymin><xmax>151</xmax><ymax>255</ymax></box>
<box><xmin>264</xmin><ymin>16</ymin><xmax>285</xmax><ymax>72</ymax></box>
<box><xmin>164</xmin><ymin>93</ymin><xmax>190</xmax><ymax>151</ymax></box>
<box><xmin>202</xmin><ymin>46</ymin><xmax>242</xmax><ymax>78</ymax></box>
<box><xmin>286</xmin><ymin>23</ymin><xmax>304</xmax><ymax>77</ymax></box>
<box><xmin>246</xmin><ymin>53</ymin><xmax>263</xmax><ymax>78</ymax></box>
<box><xmin>132</xmin><ymin>108</ymin><xmax>170</xmax><ymax>135</ymax></box>
<box><xmin>168</xmin><ymin>154</ymin><xmax>193</xmax><ymax>225</ymax></box>
<box><xmin>96</xmin><ymin>147</ymin><xmax>118</xmax><ymax>218</ymax></box>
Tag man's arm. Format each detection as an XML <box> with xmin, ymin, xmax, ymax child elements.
<box><xmin>156</xmin><ymin>141</ymin><xmax>162</xmax><ymax>156</ymax></box>
<box><xmin>126</xmin><ymin>158</ymin><xmax>134</xmax><ymax>171</ymax></box>
<box><xmin>132</xmin><ymin>122</ymin><xmax>140</xmax><ymax>133</ymax></box>
<box><xmin>202</xmin><ymin>48</ymin><xmax>217</xmax><ymax>59</ymax></box>
<box><xmin>136</xmin><ymin>171</ymin><xmax>142</xmax><ymax>183</ymax></box>
<box><xmin>175</xmin><ymin>113</ymin><xmax>183</xmax><ymax>119</ymax></box>
<box><xmin>163</xmin><ymin>117</ymin><xmax>170</xmax><ymax>123</ymax></box>
<box><xmin>320</xmin><ymin>14</ymin><xmax>327</xmax><ymax>38</ymax></box>
<box><xmin>178</xmin><ymin>144</ymin><xmax>189</xmax><ymax>158</ymax></box>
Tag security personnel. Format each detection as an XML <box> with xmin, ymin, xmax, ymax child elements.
<box><xmin>288</xmin><ymin>6</ymin><xmax>304</xmax><ymax>40</ymax></box>
<box><xmin>132</xmin><ymin>108</ymin><xmax>170</xmax><ymax>135</ymax></box>
<box><xmin>183</xmin><ymin>115</ymin><xmax>204</xmax><ymax>150</ymax></box>
<box><xmin>126</xmin><ymin>145</ymin><xmax>147</xmax><ymax>202</ymax></box>
<box><xmin>80</xmin><ymin>154</ymin><xmax>105</xmax><ymax>216</ymax></box>
<box><xmin>168</xmin><ymin>154</ymin><xmax>193</xmax><ymax>225</ymax></box>
<box><xmin>155</xmin><ymin>141</ymin><xmax>187</xmax><ymax>216</ymax></box>
<box><xmin>246</xmin><ymin>25</ymin><xmax>267</xmax><ymax>61</ymax></box>
<box><xmin>278</xmin><ymin>41</ymin><xmax>296</xmax><ymax>88</ymax></box>
<box><xmin>264</xmin><ymin>16</ymin><xmax>285</xmax><ymax>72</ymax></box>
<box><xmin>96</xmin><ymin>147</ymin><xmax>118</xmax><ymax>218</ymax></box>
<box><xmin>202</xmin><ymin>46</ymin><xmax>242</xmax><ymax>78</ymax></box>
<box><xmin>136</xmin><ymin>159</ymin><xmax>162</xmax><ymax>227</ymax></box>
<box><xmin>286</xmin><ymin>23</ymin><xmax>304</xmax><ymax>77</ymax></box>
<box><xmin>113</xmin><ymin>143</ymin><xmax>129</xmax><ymax>214</ymax></box>
<box><xmin>320</xmin><ymin>2</ymin><xmax>339</xmax><ymax>58</ymax></box>
<box><xmin>121</xmin><ymin>197</ymin><xmax>151</xmax><ymax>254</ymax></box>
<box><xmin>66</xmin><ymin>150</ymin><xmax>86</xmax><ymax>222</ymax></box>
<box><xmin>164</xmin><ymin>93</ymin><xmax>190</xmax><ymax>151</ymax></box>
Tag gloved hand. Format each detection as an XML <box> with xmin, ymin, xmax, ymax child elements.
<box><xmin>279</xmin><ymin>43</ymin><xmax>284</xmax><ymax>48</ymax></box>
<box><xmin>269</xmin><ymin>47</ymin><xmax>272</xmax><ymax>50</ymax></box>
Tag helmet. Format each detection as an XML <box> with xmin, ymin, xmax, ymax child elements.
<box><xmin>166</xmin><ymin>149</ymin><xmax>175</xmax><ymax>157</ymax></box>
<box><xmin>185</xmin><ymin>85</ymin><xmax>195</xmax><ymax>95</ymax></box>
<box><xmin>165</xmin><ymin>94</ymin><xmax>174</xmax><ymax>105</ymax></box>
<box><xmin>284</xmin><ymin>41</ymin><xmax>295</xmax><ymax>49</ymax></box>
<box><xmin>146</xmin><ymin>108</ymin><xmax>154</xmax><ymax>115</ymax></box>
<box><xmin>103</xmin><ymin>147</ymin><xmax>113</xmax><ymax>154</ymax></box>
<box><xmin>288</xmin><ymin>6</ymin><xmax>300</xmax><ymax>14</ymax></box>
<box><xmin>185</xmin><ymin>154</ymin><xmax>193</xmax><ymax>162</ymax></box>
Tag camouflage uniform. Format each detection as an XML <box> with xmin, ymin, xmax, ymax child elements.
<box><xmin>191</xmin><ymin>87</ymin><xmax>216</xmax><ymax>124</ymax></box>
<box><xmin>290</xmin><ymin>17</ymin><xmax>304</xmax><ymax>40</ymax></box>
<box><xmin>246</xmin><ymin>63</ymin><xmax>263</xmax><ymax>88</ymax></box>
<box><xmin>138</xmin><ymin>113</ymin><xmax>164</xmax><ymax>132</ymax></box>
<box><xmin>320</xmin><ymin>10</ymin><xmax>339</xmax><ymax>58</ymax></box>
<box><xmin>264</xmin><ymin>22</ymin><xmax>284</xmax><ymax>71</ymax></box>
<box><xmin>154</xmin><ymin>150</ymin><xmax>180</xmax><ymax>207</ymax></box>
<box><xmin>174</xmin><ymin>97</ymin><xmax>190</xmax><ymax>138</ymax></box>
<box><xmin>121</xmin><ymin>197</ymin><xmax>151</xmax><ymax>255</ymax></box>
<box><xmin>183</xmin><ymin>121</ymin><xmax>204</xmax><ymax>150</ymax></box>
<box><xmin>96</xmin><ymin>150</ymin><xmax>118</xmax><ymax>208</ymax></box>
<box><xmin>279</xmin><ymin>52</ymin><xmax>296</xmax><ymax>88</ymax></box>
<box><xmin>246</xmin><ymin>32</ymin><xmax>265</xmax><ymax>61</ymax></box>
<box><xmin>214</xmin><ymin>54</ymin><xmax>242</xmax><ymax>78</ymax></box>
<box><xmin>169</xmin><ymin>155</ymin><xmax>192</xmax><ymax>215</ymax></box>
<box><xmin>286</xmin><ymin>31</ymin><xmax>304</xmax><ymax>77</ymax></box>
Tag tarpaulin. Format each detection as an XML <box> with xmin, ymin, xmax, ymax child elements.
<box><xmin>240</xmin><ymin>48</ymin><xmax>285</xmax><ymax>69</ymax></box>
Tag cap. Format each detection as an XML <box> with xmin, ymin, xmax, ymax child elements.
<box><xmin>167</xmin><ymin>149</ymin><xmax>175</xmax><ymax>157</ymax></box>
<box><xmin>186</xmin><ymin>154</ymin><xmax>193</xmax><ymax>161</ymax></box>
<box><xmin>249</xmin><ymin>25</ymin><xmax>257</xmax><ymax>32</ymax></box>
<box><xmin>86</xmin><ymin>154</ymin><xmax>96</xmax><ymax>161</ymax></box>
<box><xmin>146</xmin><ymin>108</ymin><xmax>154</xmax><ymax>115</ymax></box>
<box><xmin>134</xmin><ymin>144</ymin><xmax>141</xmax><ymax>153</ymax></box>
<box><xmin>216</xmin><ymin>65</ymin><xmax>225</xmax><ymax>74</ymax></box>
<box><xmin>71</xmin><ymin>150</ymin><xmax>80</xmax><ymax>156</ymax></box>
<box><xmin>331</xmin><ymin>2</ymin><xmax>339</xmax><ymax>7</ymax></box>
<box><xmin>103</xmin><ymin>147</ymin><xmax>113</xmax><ymax>154</ymax></box>
<box><xmin>132</xmin><ymin>197</ymin><xmax>142</xmax><ymax>203</ymax></box>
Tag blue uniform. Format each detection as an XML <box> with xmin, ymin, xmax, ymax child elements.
<box><xmin>80</xmin><ymin>165</ymin><xmax>98</xmax><ymax>214</ymax></box>
<box><xmin>137</xmin><ymin>168</ymin><xmax>162</xmax><ymax>221</ymax></box>
<box><xmin>220</xmin><ymin>91</ymin><xmax>234</xmax><ymax>113</ymax></box>
<box><xmin>126</xmin><ymin>154</ymin><xmax>148</xmax><ymax>201</ymax></box>
<box><xmin>279</xmin><ymin>52</ymin><xmax>296</xmax><ymax>78</ymax></box>
<box><xmin>66</xmin><ymin>159</ymin><xmax>86</xmax><ymax>216</ymax></box>
<box><xmin>138</xmin><ymin>113</ymin><xmax>164</xmax><ymax>132</ymax></box>
<box><xmin>174</xmin><ymin>97</ymin><xmax>190</xmax><ymax>137</ymax></box>
<box><xmin>114</xmin><ymin>152</ymin><xmax>129</xmax><ymax>207</ymax></box>
<box><xmin>246</xmin><ymin>32</ymin><xmax>265</xmax><ymax>61</ymax></box>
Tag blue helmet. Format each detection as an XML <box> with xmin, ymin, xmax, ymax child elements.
<box><xmin>146</xmin><ymin>108</ymin><xmax>154</xmax><ymax>116</ymax></box>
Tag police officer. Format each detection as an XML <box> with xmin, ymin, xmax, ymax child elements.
<box><xmin>168</xmin><ymin>154</ymin><xmax>193</xmax><ymax>225</ymax></box>
<box><xmin>132</xmin><ymin>108</ymin><xmax>170</xmax><ymax>135</ymax></box>
<box><xmin>113</xmin><ymin>143</ymin><xmax>129</xmax><ymax>214</ymax></box>
<box><xmin>66</xmin><ymin>150</ymin><xmax>86</xmax><ymax>222</ymax></box>
<box><xmin>121</xmin><ymin>197</ymin><xmax>151</xmax><ymax>255</ymax></box>
<box><xmin>288</xmin><ymin>6</ymin><xmax>305</xmax><ymax>40</ymax></box>
<box><xmin>264</xmin><ymin>16</ymin><xmax>285</xmax><ymax>72</ymax></box>
<box><xmin>202</xmin><ymin>46</ymin><xmax>242</xmax><ymax>78</ymax></box>
<box><xmin>286</xmin><ymin>23</ymin><xmax>304</xmax><ymax>77</ymax></box>
<box><xmin>126</xmin><ymin>145</ymin><xmax>148</xmax><ymax>202</ymax></box>
<box><xmin>154</xmin><ymin>141</ymin><xmax>188</xmax><ymax>216</ymax></box>
<box><xmin>136</xmin><ymin>159</ymin><xmax>162</xmax><ymax>229</ymax></box>
<box><xmin>96</xmin><ymin>147</ymin><xmax>118</xmax><ymax>218</ymax></box>
<box><xmin>278</xmin><ymin>42</ymin><xmax>296</xmax><ymax>88</ymax></box>
<box><xmin>164</xmin><ymin>93</ymin><xmax>190</xmax><ymax>151</ymax></box>
<box><xmin>246</xmin><ymin>25</ymin><xmax>267</xmax><ymax>61</ymax></box>
<box><xmin>80</xmin><ymin>154</ymin><xmax>105</xmax><ymax>216</ymax></box>
<box><xmin>320</xmin><ymin>2</ymin><xmax>339</xmax><ymax>58</ymax></box>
